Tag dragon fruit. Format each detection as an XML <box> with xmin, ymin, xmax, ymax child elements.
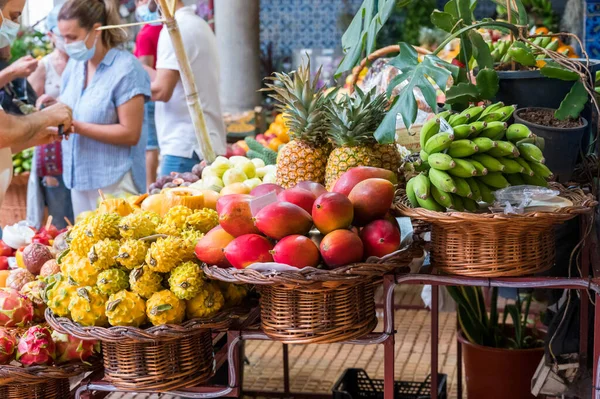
<box><xmin>16</xmin><ymin>326</ymin><xmax>55</xmax><ymax>366</ymax></box>
<box><xmin>0</xmin><ymin>328</ymin><xmax>17</xmax><ymax>364</ymax></box>
<box><xmin>0</xmin><ymin>288</ymin><xmax>34</xmax><ymax>327</ymax></box>
<box><xmin>51</xmin><ymin>331</ymin><xmax>99</xmax><ymax>365</ymax></box>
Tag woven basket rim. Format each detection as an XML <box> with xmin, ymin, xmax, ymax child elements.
<box><xmin>395</xmin><ymin>182</ymin><xmax>597</xmax><ymax>224</ymax></box>
<box><xmin>45</xmin><ymin>308</ymin><xmax>233</xmax><ymax>342</ymax></box>
<box><xmin>0</xmin><ymin>358</ymin><xmax>100</xmax><ymax>384</ymax></box>
<box><xmin>202</xmin><ymin>244</ymin><xmax>422</xmax><ymax>286</ymax></box>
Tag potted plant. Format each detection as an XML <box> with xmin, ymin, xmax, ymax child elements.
<box><xmin>447</xmin><ymin>286</ymin><xmax>545</xmax><ymax>399</ymax></box>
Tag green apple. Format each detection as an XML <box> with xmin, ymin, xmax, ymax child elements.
<box><xmin>211</xmin><ymin>156</ymin><xmax>233</xmax><ymax>177</ymax></box>
<box><xmin>222</xmin><ymin>168</ymin><xmax>248</xmax><ymax>186</ymax></box>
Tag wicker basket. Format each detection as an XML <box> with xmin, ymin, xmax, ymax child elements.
<box><xmin>204</xmin><ymin>245</ymin><xmax>421</xmax><ymax>344</ymax></box>
<box><xmin>0</xmin><ymin>172</ymin><xmax>29</xmax><ymax>227</ymax></box>
<box><xmin>395</xmin><ymin>183</ymin><xmax>597</xmax><ymax>277</ymax></box>
<box><xmin>0</xmin><ymin>378</ymin><xmax>70</xmax><ymax>399</ymax></box>
<box><xmin>45</xmin><ymin>309</ymin><xmax>231</xmax><ymax>392</ymax></box>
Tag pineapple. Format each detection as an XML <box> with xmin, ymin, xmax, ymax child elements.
<box><xmin>168</xmin><ymin>262</ymin><xmax>204</xmax><ymax>300</ymax></box>
<box><xmin>44</xmin><ymin>273</ymin><xmax>79</xmax><ymax>317</ymax></box>
<box><xmin>263</xmin><ymin>60</ymin><xmax>332</xmax><ymax>188</ymax></box>
<box><xmin>186</xmin><ymin>282</ymin><xmax>224</xmax><ymax>319</ymax></box>
<box><xmin>324</xmin><ymin>87</ymin><xmax>396</xmax><ymax>189</ymax></box>
<box><xmin>129</xmin><ymin>266</ymin><xmax>163</xmax><ymax>299</ymax></box>
<box><xmin>96</xmin><ymin>268</ymin><xmax>129</xmax><ymax>296</ymax></box>
<box><xmin>88</xmin><ymin>239</ymin><xmax>120</xmax><ymax>271</ymax></box>
<box><xmin>116</xmin><ymin>240</ymin><xmax>149</xmax><ymax>270</ymax></box>
<box><xmin>106</xmin><ymin>290</ymin><xmax>147</xmax><ymax>327</ymax></box>
<box><xmin>118</xmin><ymin>211</ymin><xmax>158</xmax><ymax>239</ymax></box>
<box><xmin>146</xmin><ymin>236</ymin><xmax>195</xmax><ymax>273</ymax></box>
<box><xmin>146</xmin><ymin>290</ymin><xmax>186</xmax><ymax>326</ymax></box>
<box><xmin>69</xmin><ymin>287</ymin><xmax>108</xmax><ymax>327</ymax></box>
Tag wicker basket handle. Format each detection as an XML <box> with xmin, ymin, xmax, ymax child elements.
<box><xmin>348</xmin><ymin>44</ymin><xmax>432</xmax><ymax>93</ymax></box>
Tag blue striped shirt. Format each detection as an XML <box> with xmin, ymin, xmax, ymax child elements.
<box><xmin>60</xmin><ymin>48</ymin><xmax>151</xmax><ymax>192</ymax></box>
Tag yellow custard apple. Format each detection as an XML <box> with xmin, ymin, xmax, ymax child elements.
<box><xmin>106</xmin><ymin>290</ymin><xmax>147</xmax><ymax>327</ymax></box>
<box><xmin>129</xmin><ymin>266</ymin><xmax>163</xmax><ymax>299</ymax></box>
<box><xmin>68</xmin><ymin>287</ymin><xmax>108</xmax><ymax>327</ymax></box>
<box><xmin>88</xmin><ymin>239</ymin><xmax>120</xmax><ymax>271</ymax></box>
<box><xmin>186</xmin><ymin>282</ymin><xmax>224</xmax><ymax>319</ymax></box>
<box><xmin>146</xmin><ymin>290</ymin><xmax>185</xmax><ymax>326</ymax></box>
<box><xmin>116</xmin><ymin>239</ymin><xmax>149</xmax><ymax>270</ymax></box>
<box><xmin>96</xmin><ymin>268</ymin><xmax>129</xmax><ymax>296</ymax></box>
<box><xmin>168</xmin><ymin>262</ymin><xmax>204</xmax><ymax>300</ymax></box>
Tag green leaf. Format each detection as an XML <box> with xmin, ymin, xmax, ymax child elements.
<box><xmin>445</xmin><ymin>82</ymin><xmax>480</xmax><ymax>105</ymax></box>
<box><xmin>504</xmin><ymin>304</ymin><xmax>523</xmax><ymax>349</ymax></box>
<box><xmin>540</xmin><ymin>62</ymin><xmax>580</xmax><ymax>81</ymax></box>
<box><xmin>476</xmin><ymin>68</ymin><xmax>499</xmax><ymax>99</ymax></box>
<box><xmin>431</xmin><ymin>10</ymin><xmax>455</xmax><ymax>32</ymax></box>
<box><xmin>469</xmin><ymin>31</ymin><xmax>493</xmax><ymax>69</ymax></box>
<box><xmin>555</xmin><ymin>81</ymin><xmax>588</xmax><ymax>120</ymax></box>
<box><xmin>444</xmin><ymin>0</ymin><xmax>458</xmax><ymax>18</ymax></box>
<box><xmin>457</xmin><ymin>0</ymin><xmax>473</xmax><ymax>25</ymax></box>
<box><xmin>480</xmin><ymin>17</ymin><xmax>511</xmax><ymax>34</ymax></box>
<box><xmin>514</xmin><ymin>0</ymin><xmax>528</xmax><ymax>26</ymax></box>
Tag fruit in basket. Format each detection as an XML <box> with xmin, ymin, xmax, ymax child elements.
<box><xmin>224</xmin><ymin>234</ymin><xmax>274</xmax><ymax>269</ymax></box>
<box><xmin>65</xmin><ymin>256</ymin><xmax>99</xmax><ymax>286</ymax></box>
<box><xmin>106</xmin><ymin>290</ymin><xmax>147</xmax><ymax>327</ymax></box>
<box><xmin>312</xmin><ymin>192</ymin><xmax>354</xmax><ymax>235</ymax></box>
<box><xmin>116</xmin><ymin>240</ymin><xmax>149</xmax><ymax>270</ymax></box>
<box><xmin>271</xmin><ymin>235</ymin><xmax>320</xmax><ymax>268</ymax></box>
<box><xmin>96</xmin><ymin>268</ymin><xmax>129</xmax><ymax>296</ymax></box>
<box><xmin>331</xmin><ymin>166</ymin><xmax>398</xmax><ymax>197</ymax></box>
<box><xmin>0</xmin><ymin>241</ymin><xmax>13</xmax><ymax>257</ymax></box>
<box><xmin>168</xmin><ymin>262</ymin><xmax>204</xmax><ymax>300</ymax></box>
<box><xmin>156</xmin><ymin>205</ymin><xmax>194</xmax><ymax>235</ymax></box>
<box><xmin>70</xmin><ymin>213</ymin><xmax>121</xmax><ymax>257</ymax></box>
<box><xmin>129</xmin><ymin>266</ymin><xmax>163</xmax><ymax>299</ymax></box>
<box><xmin>0</xmin><ymin>271</ymin><xmax>9</xmax><ymax>288</ymax></box>
<box><xmin>294</xmin><ymin>181</ymin><xmax>328</xmax><ymax>198</ymax></box>
<box><xmin>348</xmin><ymin>178</ymin><xmax>395</xmax><ymax>226</ymax></box>
<box><xmin>69</xmin><ymin>287</ymin><xmax>108</xmax><ymax>327</ymax></box>
<box><xmin>40</xmin><ymin>259</ymin><xmax>60</xmax><ymax>278</ymax></box>
<box><xmin>264</xmin><ymin>61</ymin><xmax>331</xmax><ymax>188</ymax></box>
<box><xmin>20</xmin><ymin>280</ymin><xmax>46</xmax><ymax>322</ymax></box>
<box><xmin>0</xmin><ymin>329</ymin><xmax>17</xmax><ymax>364</ymax></box>
<box><xmin>220</xmin><ymin>182</ymin><xmax>251</xmax><ymax>196</ymax></box>
<box><xmin>162</xmin><ymin>187</ymin><xmax>205</xmax><ymax>212</ymax></box>
<box><xmin>216</xmin><ymin>194</ymin><xmax>252</xmax><ymax>213</ymax></box>
<box><xmin>98</xmin><ymin>197</ymin><xmax>133</xmax><ymax>217</ymax></box>
<box><xmin>16</xmin><ymin>326</ymin><xmax>55</xmax><ymax>366</ymax></box>
<box><xmin>146</xmin><ymin>236</ymin><xmax>194</xmax><ymax>273</ymax></box>
<box><xmin>222</xmin><ymin>168</ymin><xmax>248</xmax><ymax>186</ymax></box>
<box><xmin>250</xmin><ymin>183</ymin><xmax>284</xmax><ymax>197</ymax></box>
<box><xmin>277</xmin><ymin>188</ymin><xmax>316</xmax><ymax>214</ymax></box>
<box><xmin>44</xmin><ymin>274</ymin><xmax>79</xmax><ymax>317</ymax></box>
<box><xmin>88</xmin><ymin>239</ymin><xmax>120</xmax><ymax>271</ymax></box>
<box><xmin>6</xmin><ymin>269</ymin><xmax>35</xmax><ymax>291</ymax></box>
<box><xmin>146</xmin><ymin>290</ymin><xmax>186</xmax><ymax>326</ymax></box>
<box><xmin>320</xmin><ymin>230</ymin><xmax>364</xmax><ymax>269</ymax></box>
<box><xmin>52</xmin><ymin>332</ymin><xmax>98</xmax><ymax>364</ymax></box>
<box><xmin>184</xmin><ymin>209</ymin><xmax>219</xmax><ymax>234</ymax></box>
<box><xmin>194</xmin><ymin>226</ymin><xmax>235</xmax><ymax>268</ymax></box>
<box><xmin>0</xmin><ymin>288</ymin><xmax>34</xmax><ymax>327</ymax></box>
<box><xmin>22</xmin><ymin>243</ymin><xmax>54</xmax><ymax>275</ymax></box>
<box><xmin>186</xmin><ymin>282</ymin><xmax>225</xmax><ymax>319</ymax></box>
<box><xmin>118</xmin><ymin>211</ymin><xmax>159</xmax><ymax>239</ymax></box>
<box><xmin>218</xmin><ymin>282</ymin><xmax>248</xmax><ymax>307</ymax></box>
<box><xmin>359</xmin><ymin>220</ymin><xmax>401</xmax><ymax>259</ymax></box>
<box><xmin>218</xmin><ymin>198</ymin><xmax>260</xmax><ymax>237</ymax></box>
<box><xmin>254</xmin><ymin>202</ymin><xmax>313</xmax><ymax>240</ymax></box>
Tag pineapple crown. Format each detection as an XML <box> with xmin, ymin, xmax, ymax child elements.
<box><xmin>326</xmin><ymin>86</ymin><xmax>388</xmax><ymax>147</ymax></box>
<box><xmin>262</xmin><ymin>59</ymin><xmax>332</xmax><ymax>146</ymax></box>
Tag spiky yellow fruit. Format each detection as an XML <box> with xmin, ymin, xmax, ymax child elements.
<box><xmin>129</xmin><ymin>266</ymin><xmax>163</xmax><ymax>299</ymax></box>
<box><xmin>64</xmin><ymin>256</ymin><xmax>99</xmax><ymax>287</ymax></box>
<box><xmin>168</xmin><ymin>262</ymin><xmax>204</xmax><ymax>300</ymax></box>
<box><xmin>44</xmin><ymin>274</ymin><xmax>79</xmax><ymax>317</ymax></box>
<box><xmin>70</xmin><ymin>213</ymin><xmax>121</xmax><ymax>257</ymax></box>
<box><xmin>116</xmin><ymin>240</ymin><xmax>149</xmax><ymax>270</ymax></box>
<box><xmin>156</xmin><ymin>206</ymin><xmax>194</xmax><ymax>236</ymax></box>
<box><xmin>96</xmin><ymin>268</ymin><xmax>129</xmax><ymax>296</ymax></box>
<box><xmin>69</xmin><ymin>286</ymin><xmax>108</xmax><ymax>326</ymax></box>
<box><xmin>146</xmin><ymin>290</ymin><xmax>185</xmax><ymax>326</ymax></box>
<box><xmin>106</xmin><ymin>290</ymin><xmax>147</xmax><ymax>327</ymax></box>
<box><xmin>118</xmin><ymin>211</ymin><xmax>158</xmax><ymax>239</ymax></box>
<box><xmin>184</xmin><ymin>209</ymin><xmax>219</xmax><ymax>234</ymax></box>
<box><xmin>145</xmin><ymin>236</ymin><xmax>194</xmax><ymax>273</ymax></box>
<box><xmin>186</xmin><ymin>282</ymin><xmax>224</xmax><ymax>319</ymax></box>
<box><xmin>218</xmin><ymin>282</ymin><xmax>249</xmax><ymax>307</ymax></box>
<box><xmin>88</xmin><ymin>239</ymin><xmax>120</xmax><ymax>271</ymax></box>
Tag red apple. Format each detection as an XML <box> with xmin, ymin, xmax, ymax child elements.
<box><xmin>0</xmin><ymin>241</ymin><xmax>13</xmax><ymax>257</ymax></box>
<box><xmin>0</xmin><ymin>257</ymin><xmax>9</xmax><ymax>271</ymax></box>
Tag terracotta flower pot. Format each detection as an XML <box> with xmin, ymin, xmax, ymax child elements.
<box><xmin>458</xmin><ymin>331</ymin><xmax>544</xmax><ymax>399</ymax></box>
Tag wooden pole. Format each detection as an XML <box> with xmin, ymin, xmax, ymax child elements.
<box><xmin>155</xmin><ymin>0</ymin><xmax>217</xmax><ymax>163</ymax></box>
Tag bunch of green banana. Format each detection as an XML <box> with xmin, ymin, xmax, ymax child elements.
<box><xmin>12</xmin><ymin>148</ymin><xmax>34</xmax><ymax>175</ymax></box>
<box><xmin>488</xmin><ymin>36</ymin><xmax>560</xmax><ymax>66</ymax></box>
<box><xmin>406</xmin><ymin>103</ymin><xmax>553</xmax><ymax>212</ymax></box>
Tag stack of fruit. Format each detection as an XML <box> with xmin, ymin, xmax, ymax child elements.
<box><xmin>44</xmin><ymin>202</ymin><xmax>248</xmax><ymax>328</ymax></box>
<box><xmin>12</xmin><ymin>149</ymin><xmax>33</xmax><ymax>176</ymax></box>
<box><xmin>405</xmin><ymin>102</ymin><xmax>552</xmax><ymax>211</ymax></box>
<box><xmin>256</xmin><ymin>113</ymin><xmax>290</xmax><ymax>152</ymax></box>
<box><xmin>488</xmin><ymin>34</ymin><xmax>577</xmax><ymax>67</ymax></box>
<box><xmin>196</xmin><ymin>166</ymin><xmax>403</xmax><ymax>270</ymax></box>
<box><xmin>0</xmin><ymin>287</ymin><xmax>99</xmax><ymax>367</ymax></box>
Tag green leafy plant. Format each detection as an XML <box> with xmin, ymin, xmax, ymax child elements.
<box><xmin>447</xmin><ymin>286</ymin><xmax>544</xmax><ymax>349</ymax></box>
<box><xmin>496</xmin><ymin>0</ymin><xmax>559</xmax><ymax>32</ymax></box>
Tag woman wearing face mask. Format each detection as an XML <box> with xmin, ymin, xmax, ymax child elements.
<box><xmin>57</xmin><ymin>0</ymin><xmax>151</xmax><ymax>215</ymax></box>
<box><xmin>25</xmin><ymin>4</ymin><xmax>73</xmax><ymax>231</ymax></box>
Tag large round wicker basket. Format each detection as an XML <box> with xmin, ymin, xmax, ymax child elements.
<box><xmin>0</xmin><ymin>173</ymin><xmax>29</xmax><ymax>227</ymax></box>
<box><xmin>395</xmin><ymin>183</ymin><xmax>597</xmax><ymax>277</ymax></box>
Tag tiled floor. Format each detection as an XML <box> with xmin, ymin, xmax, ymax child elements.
<box><xmin>107</xmin><ymin>285</ymin><xmax>461</xmax><ymax>399</ymax></box>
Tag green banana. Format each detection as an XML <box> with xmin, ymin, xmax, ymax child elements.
<box><xmin>478</xmin><ymin>172</ymin><xmax>510</xmax><ymax>189</ymax></box>
<box><xmin>480</xmin><ymin>102</ymin><xmax>504</xmax><ymax>118</ymax></box>
<box><xmin>540</xmin><ymin>36</ymin><xmax>552</xmax><ymax>48</ymax></box>
<box><xmin>447</xmin><ymin>159</ymin><xmax>478</xmax><ymax>178</ymax></box>
<box><xmin>420</xmin><ymin>149</ymin><xmax>429</xmax><ymax>162</ymax></box>
<box><xmin>429</xmin><ymin>168</ymin><xmax>458</xmax><ymax>193</ymax></box>
<box><xmin>505</xmin><ymin>173</ymin><xmax>526</xmax><ymax>186</ymax></box>
<box><xmin>464</xmin><ymin>106</ymin><xmax>485</xmax><ymax>122</ymax></box>
<box><xmin>431</xmin><ymin>185</ymin><xmax>453</xmax><ymax>209</ymax></box>
<box><xmin>506</xmin><ymin>123</ymin><xmax>533</xmax><ymax>142</ymax></box>
<box><xmin>467</xmin><ymin>159</ymin><xmax>489</xmax><ymax>176</ymax></box>
<box><xmin>436</xmin><ymin>110</ymin><xmax>453</xmax><ymax>121</ymax></box>
<box><xmin>532</xmin><ymin>37</ymin><xmax>544</xmax><ymax>46</ymax></box>
<box><xmin>414</xmin><ymin>161</ymin><xmax>430</xmax><ymax>172</ymax></box>
<box><xmin>546</xmin><ymin>39</ymin><xmax>559</xmax><ymax>51</ymax></box>
<box><xmin>462</xmin><ymin>197</ymin><xmax>479</xmax><ymax>212</ymax></box>
<box><xmin>428</xmin><ymin>153</ymin><xmax>456</xmax><ymax>171</ymax></box>
<box><xmin>452</xmin><ymin>124</ymin><xmax>477</xmax><ymax>140</ymax></box>
<box><xmin>469</xmin><ymin>121</ymin><xmax>488</xmax><ymax>136</ymax></box>
<box><xmin>528</xmin><ymin>161</ymin><xmax>553</xmax><ymax>178</ymax></box>
<box><xmin>405</xmin><ymin>178</ymin><xmax>419</xmax><ymax>207</ymax></box>
<box><xmin>508</xmin><ymin>44</ymin><xmax>536</xmax><ymax>67</ymax></box>
<box><xmin>471</xmin><ymin>154</ymin><xmax>506</xmax><ymax>172</ymax></box>
<box><xmin>514</xmin><ymin>157</ymin><xmax>535</xmax><ymax>176</ymax></box>
<box><xmin>491</xmin><ymin>48</ymin><xmax>503</xmax><ymax>62</ymax></box>
<box><xmin>480</xmin><ymin>112</ymin><xmax>507</xmax><ymax>123</ymax></box>
<box><xmin>453</xmin><ymin>176</ymin><xmax>473</xmax><ymax>198</ymax></box>
<box><xmin>448</xmin><ymin>114</ymin><xmax>469</xmax><ymax>127</ymax></box>
<box><xmin>452</xmin><ymin>195</ymin><xmax>465</xmax><ymax>211</ymax></box>
<box><xmin>534</xmin><ymin>136</ymin><xmax>545</xmax><ymax>151</ymax></box>
<box><xmin>477</xmin><ymin>181</ymin><xmax>496</xmax><ymax>203</ymax></box>
<box><xmin>488</xmin><ymin>141</ymin><xmax>519</xmax><ymax>158</ymax></box>
<box><xmin>424</xmin><ymin>132</ymin><xmax>455</xmax><ymax>154</ymax></box>
<box><xmin>472</xmin><ymin>137</ymin><xmax>497</xmax><ymax>152</ymax></box>
<box><xmin>466</xmin><ymin>178</ymin><xmax>482</xmax><ymax>201</ymax></box>
<box><xmin>479</xmin><ymin>122</ymin><xmax>508</xmax><ymax>139</ymax></box>
<box><xmin>412</xmin><ymin>173</ymin><xmax>430</xmax><ymax>200</ymax></box>
<box><xmin>522</xmin><ymin>172</ymin><xmax>548</xmax><ymax>187</ymax></box>
<box><xmin>497</xmin><ymin>157</ymin><xmax>525</xmax><ymax>174</ymax></box>
<box><xmin>448</xmin><ymin>140</ymin><xmax>479</xmax><ymax>158</ymax></box>
<box><xmin>417</xmin><ymin>194</ymin><xmax>445</xmax><ymax>211</ymax></box>
<box><xmin>497</xmin><ymin>105</ymin><xmax>517</xmax><ymax>122</ymax></box>
<box><xmin>517</xmin><ymin>143</ymin><xmax>545</xmax><ymax>163</ymax></box>
<box><xmin>420</xmin><ymin>118</ymin><xmax>441</xmax><ymax>149</ymax></box>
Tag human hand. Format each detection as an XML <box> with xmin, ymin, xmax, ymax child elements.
<box><xmin>36</xmin><ymin>94</ymin><xmax>58</xmax><ymax>110</ymax></box>
<box><xmin>32</xmin><ymin>127</ymin><xmax>62</xmax><ymax>146</ymax></box>
<box><xmin>8</xmin><ymin>56</ymin><xmax>39</xmax><ymax>79</ymax></box>
<box><xmin>40</xmin><ymin>102</ymin><xmax>73</xmax><ymax>131</ymax></box>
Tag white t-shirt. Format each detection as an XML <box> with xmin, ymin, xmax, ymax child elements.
<box><xmin>0</xmin><ymin>105</ymin><xmax>13</xmax><ymax>209</ymax></box>
<box><xmin>155</xmin><ymin>6</ymin><xmax>227</xmax><ymax>159</ymax></box>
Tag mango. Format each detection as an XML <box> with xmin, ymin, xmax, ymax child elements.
<box><xmin>250</xmin><ymin>183</ymin><xmax>284</xmax><ymax>197</ymax></box>
<box><xmin>332</xmin><ymin>167</ymin><xmax>398</xmax><ymax>196</ymax></box>
<box><xmin>320</xmin><ymin>229</ymin><xmax>364</xmax><ymax>269</ymax></box>
<box><xmin>348</xmin><ymin>178</ymin><xmax>395</xmax><ymax>226</ymax></box>
<box><xmin>359</xmin><ymin>220</ymin><xmax>401</xmax><ymax>258</ymax></box>
<box><xmin>277</xmin><ymin>187</ymin><xmax>316</xmax><ymax>214</ymax></box>
<box><xmin>254</xmin><ymin>202</ymin><xmax>313</xmax><ymax>240</ymax></box>
<box><xmin>223</xmin><ymin>234</ymin><xmax>274</xmax><ymax>269</ymax></box>
<box><xmin>197</xmin><ymin>189</ymin><xmax>219</xmax><ymax>210</ymax></box>
<box><xmin>312</xmin><ymin>192</ymin><xmax>354</xmax><ymax>235</ymax></box>
<box><xmin>294</xmin><ymin>181</ymin><xmax>327</xmax><ymax>198</ymax></box>
<box><xmin>195</xmin><ymin>226</ymin><xmax>235</xmax><ymax>268</ymax></box>
<box><xmin>216</xmin><ymin>194</ymin><xmax>252</xmax><ymax>214</ymax></box>
<box><xmin>218</xmin><ymin>198</ymin><xmax>260</xmax><ymax>237</ymax></box>
<box><xmin>271</xmin><ymin>235</ymin><xmax>320</xmax><ymax>268</ymax></box>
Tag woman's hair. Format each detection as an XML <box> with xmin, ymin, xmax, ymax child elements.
<box><xmin>58</xmin><ymin>0</ymin><xmax>127</xmax><ymax>49</ymax></box>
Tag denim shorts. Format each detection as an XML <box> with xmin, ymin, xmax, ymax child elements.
<box><xmin>144</xmin><ymin>101</ymin><xmax>158</xmax><ymax>151</ymax></box>
<box><xmin>160</xmin><ymin>153</ymin><xmax>201</xmax><ymax>177</ymax></box>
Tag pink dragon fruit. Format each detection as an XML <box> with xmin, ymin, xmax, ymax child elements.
<box><xmin>0</xmin><ymin>328</ymin><xmax>17</xmax><ymax>364</ymax></box>
<box><xmin>51</xmin><ymin>331</ymin><xmax>99</xmax><ymax>365</ymax></box>
<box><xmin>16</xmin><ymin>326</ymin><xmax>55</xmax><ymax>366</ymax></box>
<box><xmin>0</xmin><ymin>288</ymin><xmax>34</xmax><ymax>327</ymax></box>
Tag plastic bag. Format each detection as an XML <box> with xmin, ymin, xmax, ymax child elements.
<box><xmin>493</xmin><ymin>185</ymin><xmax>560</xmax><ymax>214</ymax></box>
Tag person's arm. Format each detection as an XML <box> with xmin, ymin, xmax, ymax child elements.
<box><xmin>73</xmin><ymin>95</ymin><xmax>145</xmax><ymax>146</ymax></box>
<box><xmin>138</xmin><ymin>55</ymin><xmax>155</xmax><ymax>69</ymax></box>
<box><xmin>11</xmin><ymin>127</ymin><xmax>60</xmax><ymax>153</ymax></box>
<box><xmin>151</xmin><ymin>68</ymin><xmax>179</xmax><ymax>102</ymax></box>
<box><xmin>0</xmin><ymin>103</ymin><xmax>72</xmax><ymax>149</ymax></box>
<box><xmin>0</xmin><ymin>56</ymin><xmax>39</xmax><ymax>88</ymax></box>
<box><xmin>27</xmin><ymin>60</ymin><xmax>46</xmax><ymax>97</ymax></box>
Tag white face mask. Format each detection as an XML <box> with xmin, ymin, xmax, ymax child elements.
<box><xmin>53</xmin><ymin>34</ymin><xmax>66</xmax><ymax>52</ymax></box>
<box><xmin>65</xmin><ymin>32</ymin><xmax>97</xmax><ymax>62</ymax></box>
<box><xmin>0</xmin><ymin>9</ymin><xmax>20</xmax><ymax>48</ymax></box>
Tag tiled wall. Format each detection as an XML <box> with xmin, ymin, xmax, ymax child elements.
<box><xmin>586</xmin><ymin>0</ymin><xmax>600</xmax><ymax>57</ymax></box>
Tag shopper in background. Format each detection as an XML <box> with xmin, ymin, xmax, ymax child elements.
<box><xmin>134</xmin><ymin>0</ymin><xmax>161</xmax><ymax>190</ymax></box>
<box><xmin>146</xmin><ymin>0</ymin><xmax>226</xmax><ymax>176</ymax></box>
<box><xmin>57</xmin><ymin>0</ymin><xmax>150</xmax><ymax>215</ymax></box>
<box><xmin>26</xmin><ymin>4</ymin><xmax>73</xmax><ymax>230</ymax></box>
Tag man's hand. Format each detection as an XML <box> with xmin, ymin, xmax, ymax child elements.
<box><xmin>33</xmin><ymin>127</ymin><xmax>62</xmax><ymax>146</ymax></box>
<box><xmin>40</xmin><ymin>102</ymin><xmax>73</xmax><ymax>131</ymax></box>
<box><xmin>36</xmin><ymin>94</ymin><xmax>58</xmax><ymax>110</ymax></box>
<box><xmin>7</xmin><ymin>56</ymin><xmax>39</xmax><ymax>79</ymax></box>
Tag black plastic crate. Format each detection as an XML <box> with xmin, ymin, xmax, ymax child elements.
<box><xmin>332</xmin><ymin>368</ymin><xmax>447</xmax><ymax>399</ymax></box>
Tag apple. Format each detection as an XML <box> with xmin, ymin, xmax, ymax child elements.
<box><xmin>0</xmin><ymin>257</ymin><xmax>8</xmax><ymax>271</ymax></box>
<box><xmin>0</xmin><ymin>240</ymin><xmax>13</xmax><ymax>257</ymax></box>
<box><xmin>223</xmin><ymin>168</ymin><xmax>248</xmax><ymax>186</ymax></box>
